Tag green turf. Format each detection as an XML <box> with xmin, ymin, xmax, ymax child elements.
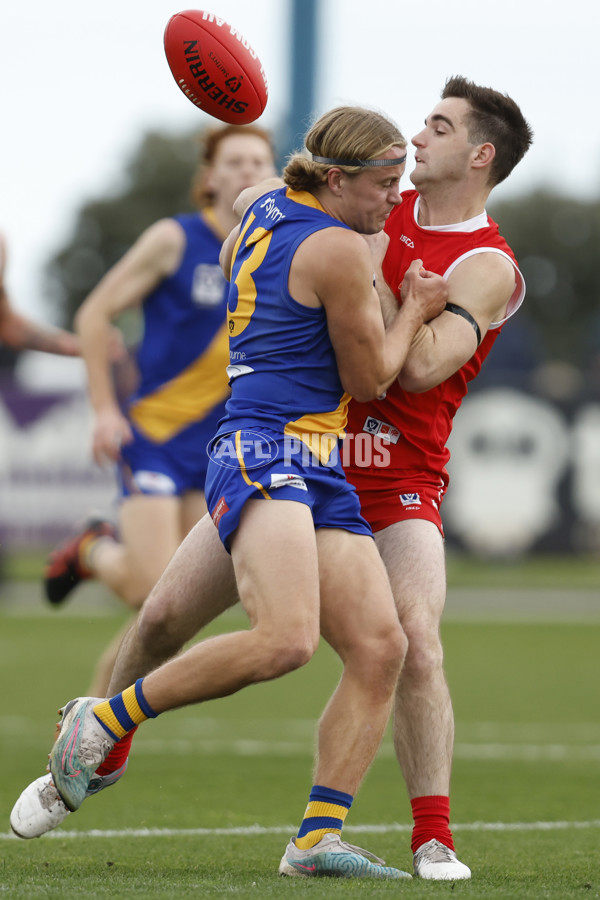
<box><xmin>1</xmin><ymin>589</ymin><xmax>599</xmax><ymax>897</ymax></box>
<box><xmin>6</xmin><ymin>546</ymin><xmax>600</xmax><ymax>588</ymax></box>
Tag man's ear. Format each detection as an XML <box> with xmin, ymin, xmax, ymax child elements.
<box><xmin>326</xmin><ymin>167</ymin><xmax>345</xmax><ymax>195</ymax></box>
<box><xmin>472</xmin><ymin>142</ymin><xmax>496</xmax><ymax>171</ymax></box>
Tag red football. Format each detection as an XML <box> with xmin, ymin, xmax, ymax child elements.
<box><xmin>163</xmin><ymin>10</ymin><xmax>268</xmax><ymax>124</ymax></box>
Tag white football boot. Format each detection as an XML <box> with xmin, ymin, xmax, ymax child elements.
<box><xmin>413</xmin><ymin>839</ymin><xmax>472</xmax><ymax>880</ymax></box>
<box><xmin>10</xmin><ymin>763</ymin><xmax>127</xmax><ymax>839</ymax></box>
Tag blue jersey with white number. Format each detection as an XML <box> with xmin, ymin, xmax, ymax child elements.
<box><xmin>127</xmin><ymin>210</ymin><xmax>230</xmax><ymax>447</ymax></box>
<box><xmin>221</xmin><ymin>187</ymin><xmax>351</xmax><ymax>464</ymax></box>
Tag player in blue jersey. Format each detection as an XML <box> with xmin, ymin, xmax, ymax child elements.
<box><xmin>13</xmin><ymin>106</ymin><xmax>448</xmax><ymax>878</ymax></box>
<box><xmin>42</xmin><ymin>124</ymin><xmax>276</xmax><ymax>697</ymax></box>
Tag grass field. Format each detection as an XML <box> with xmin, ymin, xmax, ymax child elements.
<box><xmin>1</xmin><ymin>564</ymin><xmax>600</xmax><ymax>898</ymax></box>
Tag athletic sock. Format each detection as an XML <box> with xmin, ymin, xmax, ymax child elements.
<box><xmin>79</xmin><ymin>533</ymin><xmax>111</xmax><ymax>575</ymax></box>
<box><xmin>410</xmin><ymin>795</ymin><xmax>454</xmax><ymax>853</ymax></box>
<box><xmin>94</xmin><ymin>727</ymin><xmax>138</xmax><ymax>777</ymax></box>
<box><xmin>92</xmin><ymin>679</ymin><xmax>158</xmax><ymax>742</ymax></box>
<box><xmin>294</xmin><ymin>785</ymin><xmax>353</xmax><ymax>850</ymax></box>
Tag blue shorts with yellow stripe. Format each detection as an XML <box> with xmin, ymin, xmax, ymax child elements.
<box><xmin>204</xmin><ymin>426</ymin><xmax>372</xmax><ymax>551</ymax></box>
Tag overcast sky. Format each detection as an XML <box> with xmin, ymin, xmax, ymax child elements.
<box><xmin>2</xmin><ymin>0</ymin><xmax>599</xmax><ymax>327</ymax></box>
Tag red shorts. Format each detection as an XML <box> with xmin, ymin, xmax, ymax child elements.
<box><xmin>355</xmin><ymin>478</ymin><xmax>447</xmax><ymax>536</ymax></box>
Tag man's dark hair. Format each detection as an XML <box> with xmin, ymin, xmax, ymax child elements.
<box><xmin>442</xmin><ymin>75</ymin><xmax>533</xmax><ymax>186</ymax></box>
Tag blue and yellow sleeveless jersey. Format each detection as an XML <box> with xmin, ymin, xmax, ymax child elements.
<box><xmin>220</xmin><ymin>187</ymin><xmax>352</xmax><ymax>464</ymax></box>
<box><xmin>126</xmin><ymin>210</ymin><xmax>230</xmax><ymax>456</ymax></box>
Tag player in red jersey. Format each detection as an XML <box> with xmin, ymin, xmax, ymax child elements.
<box><xmin>10</xmin><ymin>79</ymin><xmax>533</xmax><ymax>881</ymax></box>
<box><xmin>344</xmin><ymin>75</ymin><xmax>533</xmax><ymax>879</ymax></box>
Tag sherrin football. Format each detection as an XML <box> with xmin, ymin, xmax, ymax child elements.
<box><xmin>164</xmin><ymin>10</ymin><xmax>268</xmax><ymax>124</ymax></box>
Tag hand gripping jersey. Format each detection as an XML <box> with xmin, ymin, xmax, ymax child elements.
<box><xmin>345</xmin><ymin>189</ymin><xmax>525</xmax><ymax>528</ymax></box>
<box><xmin>217</xmin><ymin>186</ymin><xmax>352</xmax><ymax>464</ymax></box>
<box><xmin>127</xmin><ymin>210</ymin><xmax>230</xmax><ymax>458</ymax></box>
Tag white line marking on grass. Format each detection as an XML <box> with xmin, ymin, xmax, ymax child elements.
<box><xmin>3</xmin><ymin>820</ymin><xmax>600</xmax><ymax>840</ymax></box>
<box><xmin>122</xmin><ymin>738</ymin><xmax>600</xmax><ymax>761</ymax></box>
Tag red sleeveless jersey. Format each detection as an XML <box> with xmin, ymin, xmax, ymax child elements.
<box><xmin>345</xmin><ymin>190</ymin><xmax>525</xmax><ymax>520</ymax></box>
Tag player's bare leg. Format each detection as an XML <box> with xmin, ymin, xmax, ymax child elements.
<box><xmin>376</xmin><ymin>520</ymin><xmax>451</xmax><ymax>796</ymax></box>
<box><xmin>279</xmin><ymin>528</ymin><xmax>410</xmax><ymax>880</ymax></box>
<box><xmin>375</xmin><ymin>519</ymin><xmax>470</xmax><ymax>879</ymax></box>
<box><xmin>88</xmin><ymin>492</ymin><xmax>209</xmax><ymax>695</ymax></box>
<box><xmin>316</xmin><ymin>528</ymin><xmax>406</xmax><ymax>793</ymax></box>
<box><xmin>116</xmin><ymin>499</ymin><xmax>321</xmax><ymax>710</ymax></box>
<box><xmin>107</xmin><ymin>513</ymin><xmax>238</xmax><ymax>695</ymax></box>
<box><xmin>97</xmin><ymin>495</ymin><xmax>188</xmax><ymax>607</ymax></box>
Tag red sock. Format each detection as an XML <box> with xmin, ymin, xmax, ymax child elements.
<box><xmin>94</xmin><ymin>727</ymin><xmax>137</xmax><ymax>776</ymax></box>
<box><xmin>410</xmin><ymin>795</ymin><xmax>454</xmax><ymax>853</ymax></box>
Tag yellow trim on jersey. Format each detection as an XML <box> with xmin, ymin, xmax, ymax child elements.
<box><xmin>201</xmin><ymin>206</ymin><xmax>228</xmax><ymax>242</ymax></box>
<box><xmin>227</xmin><ymin>190</ymin><xmax>328</xmax><ymax>339</ymax></box>
<box><xmin>284</xmin><ymin>394</ymin><xmax>352</xmax><ymax>464</ymax></box>
<box><xmin>284</xmin><ymin>187</ymin><xmax>328</xmax><ymax>213</ymax></box>
<box><xmin>129</xmin><ymin>322</ymin><xmax>230</xmax><ymax>443</ymax></box>
<box><xmin>235</xmin><ymin>430</ymin><xmax>271</xmax><ymax>499</ymax></box>
<box><xmin>229</xmin><ymin>225</ymin><xmax>273</xmax><ymax>338</ymax></box>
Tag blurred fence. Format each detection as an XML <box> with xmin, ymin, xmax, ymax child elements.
<box><xmin>1</xmin><ymin>370</ymin><xmax>600</xmax><ymax>559</ymax></box>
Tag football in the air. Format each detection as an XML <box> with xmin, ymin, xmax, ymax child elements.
<box><xmin>164</xmin><ymin>10</ymin><xmax>268</xmax><ymax>124</ymax></box>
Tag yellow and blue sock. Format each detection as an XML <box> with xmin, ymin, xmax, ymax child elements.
<box><xmin>93</xmin><ymin>679</ymin><xmax>158</xmax><ymax>741</ymax></box>
<box><xmin>294</xmin><ymin>785</ymin><xmax>353</xmax><ymax>850</ymax></box>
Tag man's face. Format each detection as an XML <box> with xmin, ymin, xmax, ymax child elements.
<box><xmin>410</xmin><ymin>97</ymin><xmax>477</xmax><ymax>190</ymax></box>
<box><xmin>207</xmin><ymin>134</ymin><xmax>276</xmax><ymax>209</ymax></box>
<box><xmin>337</xmin><ymin>147</ymin><xmax>405</xmax><ymax>234</ymax></box>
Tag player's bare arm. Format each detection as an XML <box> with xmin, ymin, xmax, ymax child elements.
<box><xmin>232</xmin><ymin>177</ymin><xmax>285</xmax><ymax>220</ymax></box>
<box><xmin>220</xmin><ymin>224</ymin><xmax>241</xmax><ymax>280</ymax></box>
<box><xmin>0</xmin><ymin>234</ymin><xmax>80</xmax><ymax>356</ymax></box>
<box><xmin>399</xmin><ymin>251</ymin><xmax>517</xmax><ymax>392</ymax></box>
<box><xmin>292</xmin><ymin>228</ymin><xmax>446</xmax><ymax>401</ymax></box>
<box><xmin>0</xmin><ymin>301</ymin><xmax>79</xmax><ymax>356</ymax></box>
<box><xmin>75</xmin><ymin>218</ymin><xmax>186</xmax><ymax>465</ymax></box>
<box><xmin>221</xmin><ymin>180</ymin><xmax>286</xmax><ymax>278</ymax></box>
<box><xmin>361</xmin><ymin>231</ymin><xmax>398</xmax><ymax>327</ymax></box>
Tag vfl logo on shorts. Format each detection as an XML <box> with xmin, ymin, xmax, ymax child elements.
<box><xmin>270</xmin><ymin>473</ymin><xmax>308</xmax><ymax>491</ymax></box>
<box><xmin>400</xmin><ymin>493</ymin><xmax>421</xmax><ymax>508</ymax></box>
<box><xmin>132</xmin><ymin>470</ymin><xmax>177</xmax><ymax>495</ymax></box>
<box><xmin>363</xmin><ymin>417</ymin><xmax>400</xmax><ymax>444</ymax></box>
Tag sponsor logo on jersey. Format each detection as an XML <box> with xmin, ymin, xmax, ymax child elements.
<box><xmin>400</xmin><ymin>493</ymin><xmax>421</xmax><ymax>507</ymax></box>
<box><xmin>259</xmin><ymin>194</ymin><xmax>286</xmax><ymax>224</ymax></box>
<box><xmin>363</xmin><ymin>416</ymin><xmax>400</xmax><ymax>444</ymax></box>
<box><xmin>399</xmin><ymin>234</ymin><xmax>415</xmax><ymax>249</ymax></box>
<box><xmin>270</xmin><ymin>472</ymin><xmax>308</xmax><ymax>491</ymax></box>
<box><xmin>211</xmin><ymin>495</ymin><xmax>229</xmax><ymax>526</ymax></box>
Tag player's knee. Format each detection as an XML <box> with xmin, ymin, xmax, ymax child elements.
<box><xmin>403</xmin><ymin>626</ymin><xmax>444</xmax><ymax>680</ymax></box>
<box><xmin>136</xmin><ymin>597</ymin><xmax>185</xmax><ymax>658</ymax></box>
<box><xmin>346</xmin><ymin>620</ymin><xmax>406</xmax><ymax>692</ymax></box>
<box><xmin>255</xmin><ymin>627</ymin><xmax>319</xmax><ymax>679</ymax></box>
<box><xmin>372</xmin><ymin>622</ymin><xmax>407</xmax><ymax>682</ymax></box>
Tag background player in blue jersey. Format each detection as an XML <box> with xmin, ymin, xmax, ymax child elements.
<box><xmin>16</xmin><ymin>106</ymin><xmax>447</xmax><ymax>879</ymax></box>
<box><xmin>42</xmin><ymin>124</ymin><xmax>276</xmax><ymax>697</ymax></box>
